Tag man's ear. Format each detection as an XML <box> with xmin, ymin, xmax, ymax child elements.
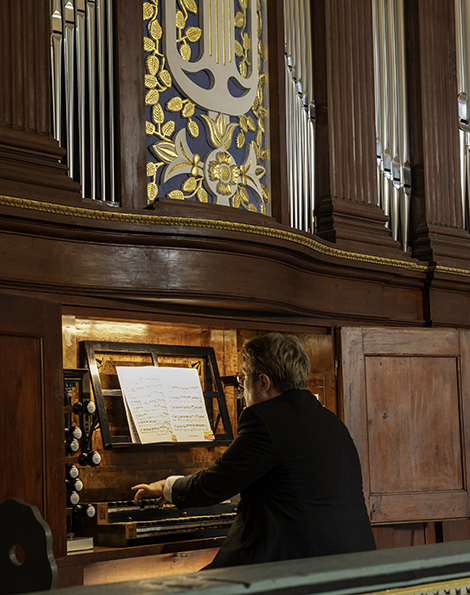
<box><xmin>258</xmin><ymin>373</ymin><xmax>271</xmax><ymax>392</ymax></box>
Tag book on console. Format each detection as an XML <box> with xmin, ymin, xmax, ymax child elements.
<box><xmin>116</xmin><ymin>365</ymin><xmax>215</xmax><ymax>444</ymax></box>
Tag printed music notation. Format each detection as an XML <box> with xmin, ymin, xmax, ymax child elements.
<box><xmin>116</xmin><ymin>366</ymin><xmax>215</xmax><ymax>444</ymax></box>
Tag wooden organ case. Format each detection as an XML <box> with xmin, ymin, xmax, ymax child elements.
<box><xmin>64</xmin><ymin>339</ymin><xmax>237</xmax><ymax>551</ymax></box>
<box><xmin>6</xmin><ymin>0</ymin><xmax>470</xmax><ymax>588</ymax></box>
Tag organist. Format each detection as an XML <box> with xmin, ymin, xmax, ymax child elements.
<box><xmin>132</xmin><ymin>333</ymin><xmax>376</xmax><ymax>568</ymax></box>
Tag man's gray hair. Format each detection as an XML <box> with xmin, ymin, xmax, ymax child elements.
<box><xmin>241</xmin><ymin>332</ymin><xmax>311</xmax><ymax>393</ymax></box>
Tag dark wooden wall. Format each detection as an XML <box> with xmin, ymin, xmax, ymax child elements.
<box><xmin>0</xmin><ymin>295</ymin><xmax>65</xmax><ymax>554</ymax></box>
<box><xmin>1</xmin><ymin>0</ymin><xmax>470</xmax><ymax>586</ymax></box>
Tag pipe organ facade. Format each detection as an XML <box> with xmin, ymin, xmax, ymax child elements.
<box><xmin>3</xmin><ymin>0</ymin><xmax>470</xmax><ymax>588</ymax></box>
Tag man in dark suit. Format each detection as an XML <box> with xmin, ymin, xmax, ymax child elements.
<box><xmin>132</xmin><ymin>333</ymin><xmax>376</xmax><ymax>567</ymax></box>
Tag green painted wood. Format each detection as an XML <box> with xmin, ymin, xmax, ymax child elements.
<box><xmin>26</xmin><ymin>540</ymin><xmax>470</xmax><ymax>595</ymax></box>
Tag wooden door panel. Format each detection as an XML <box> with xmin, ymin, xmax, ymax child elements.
<box><xmin>1</xmin><ymin>335</ymin><xmax>44</xmax><ymax>507</ymax></box>
<box><xmin>0</xmin><ymin>294</ymin><xmax>65</xmax><ymax>556</ymax></box>
<box><xmin>362</xmin><ymin>328</ymin><xmax>460</xmax><ymax>355</ymax></box>
<box><xmin>365</xmin><ymin>356</ymin><xmax>463</xmax><ymax>493</ymax></box>
<box><xmin>369</xmin><ymin>491</ymin><xmax>468</xmax><ymax>523</ymax></box>
<box><xmin>340</xmin><ymin>327</ymin><xmax>470</xmax><ymax>524</ymax></box>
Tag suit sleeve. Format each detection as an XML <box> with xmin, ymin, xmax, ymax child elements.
<box><xmin>171</xmin><ymin>405</ymin><xmax>274</xmax><ymax>508</ymax></box>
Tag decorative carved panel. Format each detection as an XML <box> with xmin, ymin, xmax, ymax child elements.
<box><xmin>143</xmin><ymin>0</ymin><xmax>271</xmax><ymax>213</ymax></box>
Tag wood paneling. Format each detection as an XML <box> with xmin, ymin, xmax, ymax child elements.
<box><xmin>0</xmin><ymin>294</ymin><xmax>65</xmax><ymax>557</ymax></box>
<box><xmin>0</xmin><ymin>207</ymin><xmax>428</xmax><ymax>327</ymax></box>
<box><xmin>340</xmin><ymin>327</ymin><xmax>470</xmax><ymax>524</ymax></box>
<box><xmin>266</xmin><ymin>0</ymin><xmax>288</xmax><ymax>226</ymax></box>
<box><xmin>372</xmin><ymin>523</ymin><xmax>434</xmax><ymax>550</ymax></box>
<box><xmin>442</xmin><ymin>519</ymin><xmax>470</xmax><ymax>543</ymax></box>
<box><xmin>114</xmin><ymin>0</ymin><xmax>147</xmax><ymax>210</ymax></box>
<box><xmin>56</xmin><ymin>540</ymin><xmax>224</xmax><ymax>588</ymax></box>
<box><xmin>366</xmin><ymin>356</ymin><xmax>462</xmax><ymax>493</ymax></box>
<box><xmin>1</xmin><ymin>335</ymin><xmax>44</xmax><ymax>507</ymax></box>
<box><xmin>82</xmin><ymin>548</ymin><xmax>217</xmax><ymax>585</ymax></box>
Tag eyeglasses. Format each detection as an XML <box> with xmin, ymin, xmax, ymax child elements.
<box><xmin>236</xmin><ymin>372</ymin><xmax>258</xmax><ymax>385</ymax></box>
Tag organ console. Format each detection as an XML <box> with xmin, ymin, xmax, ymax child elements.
<box><xmin>63</xmin><ymin>340</ymin><xmax>237</xmax><ymax>554</ymax></box>
<box><xmin>74</xmin><ymin>500</ymin><xmax>238</xmax><ymax>547</ymax></box>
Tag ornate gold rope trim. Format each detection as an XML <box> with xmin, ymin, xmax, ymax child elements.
<box><xmin>362</xmin><ymin>575</ymin><xmax>470</xmax><ymax>595</ymax></box>
<box><xmin>2</xmin><ymin>194</ymin><xmax>469</xmax><ymax>276</ymax></box>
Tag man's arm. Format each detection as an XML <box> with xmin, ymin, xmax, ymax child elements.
<box><xmin>171</xmin><ymin>405</ymin><xmax>274</xmax><ymax>507</ymax></box>
<box><xmin>131</xmin><ymin>406</ymin><xmax>273</xmax><ymax>508</ymax></box>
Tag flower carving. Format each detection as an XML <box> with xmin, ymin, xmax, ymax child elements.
<box><xmin>208</xmin><ymin>152</ymin><xmax>239</xmax><ymax>196</ymax></box>
<box><xmin>200</xmin><ymin>113</ymin><xmax>238</xmax><ymax>149</ymax></box>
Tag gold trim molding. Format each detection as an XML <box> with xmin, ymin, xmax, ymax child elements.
<box><xmin>364</xmin><ymin>575</ymin><xmax>470</xmax><ymax>595</ymax></box>
<box><xmin>2</xmin><ymin>194</ymin><xmax>469</xmax><ymax>277</ymax></box>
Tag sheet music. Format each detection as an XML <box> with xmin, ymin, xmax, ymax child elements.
<box><xmin>116</xmin><ymin>366</ymin><xmax>214</xmax><ymax>444</ymax></box>
<box><xmin>162</xmin><ymin>367</ymin><xmax>215</xmax><ymax>442</ymax></box>
<box><xmin>122</xmin><ymin>396</ymin><xmax>141</xmax><ymax>444</ymax></box>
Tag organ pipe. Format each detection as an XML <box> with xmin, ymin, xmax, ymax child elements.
<box><xmin>49</xmin><ymin>0</ymin><xmax>117</xmax><ymax>204</ymax></box>
<box><xmin>372</xmin><ymin>0</ymin><xmax>410</xmax><ymax>251</ymax></box>
<box><xmin>284</xmin><ymin>0</ymin><xmax>315</xmax><ymax>234</ymax></box>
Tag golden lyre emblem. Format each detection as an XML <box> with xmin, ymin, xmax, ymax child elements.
<box><xmin>163</xmin><ymin>0</ymin><xmax>259</xmax><ymax>116</ymax></box>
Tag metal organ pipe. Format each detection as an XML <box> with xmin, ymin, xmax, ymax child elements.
<box><xmin>87</xmin><ymin>0</ymin><xmax>97</xmax><ymax>200</ymax></box>
<box><xmin>372</xmin><ymin>0</ymin><xmax>410</xmax><ymax>251</ymax></box>
<box><xmin>284</xmin><ymin>0</ymin><xmax>295</xmax><ymax>228</ymax></box>
<box><xmin>395</xmin><ymin>0</ymin><xmax>411</xmax><ymax>252</ymax></box>
<box><xmin>293</xmin><ymin>0</ymin><xmax>304</xmax><ymax>230</ymax></box>
<box><xmin>51</xmin><ymin>0</ymin><xmax>63</xmax><ymax>143</ymax></box>
<box><xmin>387</xmin><ymin>0</ymin><xmax>400</xmax><ymax>242</ymax></box>
<box><xmin>63</xmin><ymin>0</ymin><xmax>76</xmax><ymax>181</ymax></box>
<box><xmin>49</xmin><ymin>0</ymin><xmax>117</xmax><ymax>204</ymax></box>
<box><xmin>106</xmin><ymin>0</ymin><xmax>116</xmax><ymax>205</ymax></box>
<box><xmin>76</xmin><ymin>0</ymin><xmax>87</xmax><ymax>198</ymax></box>
<box><xmin>284</xmin><ymin>0</ymin><xmax>315</xmax><ymax>234</ymax></box>
<box><xmin>455</xmin><ymin>0</ymin><xmax>470</xmax><ymax>230</ymax></box>
<box><xmin>304</xmin><ymin>0</ymin><xmax>315</xmax><ymax>235</ymax></box>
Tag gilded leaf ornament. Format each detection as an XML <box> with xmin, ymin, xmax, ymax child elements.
<box><xmin>144</xmin><ymin>0</ymin><xmax>270</xmax><ymax>213</ymax></box>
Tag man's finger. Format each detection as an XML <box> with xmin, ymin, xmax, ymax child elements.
<box><xmin>133</xmin><ymin>488</ymin><xmax>146</xmax><ymax>505</ymax></box>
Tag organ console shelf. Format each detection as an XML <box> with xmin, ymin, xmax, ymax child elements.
<box><xmin>81</xmin><ymin>341</ymin><xmax>234</xmax><ymax>449</ymax></box>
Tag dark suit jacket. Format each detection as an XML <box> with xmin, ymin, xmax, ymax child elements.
<box><xmin>172</xmin><ymin>389</ymin><xmax>376</xmax><ymax>568</ymax></box>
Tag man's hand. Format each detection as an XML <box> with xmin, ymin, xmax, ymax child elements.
<box><xmin>131</xmin><ymin>479</ymin><xmax>166</xmax><ymax>506</ymax></box>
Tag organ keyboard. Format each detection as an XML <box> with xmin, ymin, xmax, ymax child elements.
<box><xmin>74</xmin><ymin>499</ymin><xmax>237</xmax><ymax>547</ymax></box>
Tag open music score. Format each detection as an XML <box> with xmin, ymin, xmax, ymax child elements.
<box><xmin>116</xmin><ymin>366</ymin><xmax>215</xmax><ymax>444</ymax></box>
